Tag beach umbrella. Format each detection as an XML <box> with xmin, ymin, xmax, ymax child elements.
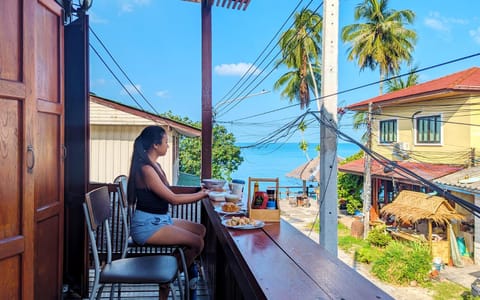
<box><xmin>286</xmin><ymin>157</ymin><xmax>321</xmax><ymax>196</ymax></box>
<box><xmin>286</xmin><ymin>156</ymin><xmax>343</xmax><ymax>195</ymax></box>
<box><xmin>286</xmin><ymin>157</ymin><xmax>321</xmax><ymax>182</ymax></box>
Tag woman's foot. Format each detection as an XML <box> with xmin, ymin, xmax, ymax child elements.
<box><xmin>188</xmin><ymin>263</ymin><xmax>199</xmax><ymax>300</ymax></box>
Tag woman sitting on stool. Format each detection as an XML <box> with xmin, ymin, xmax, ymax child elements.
<box><xmin>127</xmin><ymin>125</ymin><xmax>208</xmax><ymax>300</ymax></box>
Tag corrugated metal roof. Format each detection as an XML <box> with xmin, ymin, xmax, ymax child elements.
<box><xmin>90</xmin><ymin>94</ymin><xmax>201</xmax><ymax>137</ymax></box>
<box><xmin>338</xmin><ymin>158</ymin><xmax>464</xmax><ymax>183</ymax></box>
<box><xmin>434</xmin><ymin>165</ymin><xmax>480</xmax><ymax>194</ymax></box>
<box><xmin>348</xmin><ymin>67</ymin><xmax>480</xmax><ymax>110</ymax></box>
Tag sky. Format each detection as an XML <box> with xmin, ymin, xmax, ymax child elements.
<box><xmin>88</xmin><ymin>0</ymin><xmax>480</xmax><ymax>144</ymax></box>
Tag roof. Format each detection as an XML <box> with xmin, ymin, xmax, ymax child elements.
<box><xmin>338</xmin><ymin>158</ymin><xmax>464</xmax><ymax>183</ymax></box>
<box><xmin>348</xmin><ymin>67</ymin><xmax>480</xmax><ymax>110</ymax></box>
<box><xmin>380</xmin><ymin>190</ymin><xmax>465</xmax><ymax>224</ymax></box>
<box><xmin>90</xmin><ymin>94</ymin><xmax>201</xmax><ymax>137</ymax></box>
<box><xmin>434</xmin><ymin>165</ymin><xmax>480</xmax><ymax>195</ymax></box>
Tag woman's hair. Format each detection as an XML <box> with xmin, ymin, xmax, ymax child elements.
<box><xmin>127</xmin><ymin>125</ymin><xmax>166</xmax><ymax>205</ymax></box>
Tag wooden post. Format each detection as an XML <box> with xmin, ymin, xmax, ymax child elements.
<box><xmin>428</xmin><ymin>220</ymin><xmax>432</xmax><ymax>254</ymax></box>
<box><xmin>201</xmin><ymin>0</ymin><xmax>212</xmax><ymax>179</ymax></box>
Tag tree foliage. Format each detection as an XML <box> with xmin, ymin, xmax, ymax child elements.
<box><xmin>338</xmin><ymin>150</ymin><xmax>364</xmax><ymax>214</ymax></box>
<box><xmin>161</xmin><ymin>111</ymin><xmax>243</xmax><ymax>180</ymax></box>
<box><xmin>274</xmin><ymin>8</ymin><xmax>322</xmax><ymax>109</ymax></box>
<box><xmin>341</xmin><ymin>0</ymin><xmax>417</xmax><ymax>93</ymax></box>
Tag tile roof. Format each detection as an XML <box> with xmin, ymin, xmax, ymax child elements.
<box><xmin>338</xmin><ymin>158</ymin><xmax>464</xmax><ymax>184</ymax></box>
<box><xmin>434</xmin><ymin>166</ymin><xmax>480</xmax><ymax>194</ymax></box>
<box><xmin>348</xmin><ymin>67</ymin><xmax>480</xmax><ymax>110</ymax></box>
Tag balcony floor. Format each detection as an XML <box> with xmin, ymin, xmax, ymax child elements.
<box><xmin>63</xmin><ymin>271</ymin><xmax>209</xmax><ymax>299</ymax></box>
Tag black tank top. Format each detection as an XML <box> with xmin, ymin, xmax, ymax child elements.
<box><xmin>135</xmin><ymin>188</ymin><xmax>169</xmax><ymax>214</ymax></box>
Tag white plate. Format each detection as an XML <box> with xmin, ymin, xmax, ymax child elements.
<box><xmin>214</xmin><ymin>206</ymin><xmax>245</xmax><ymax>215</ymax></box>
<box><xmin>221</xmin><ymin>219</ymin><xmax>265</xmax><ymax>230</ymax></box>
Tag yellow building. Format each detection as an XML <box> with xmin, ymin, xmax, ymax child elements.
<box><xmin>341</xmin><ymin>67</ymin><xmax>480</xmax><ymax>264</ymax></box>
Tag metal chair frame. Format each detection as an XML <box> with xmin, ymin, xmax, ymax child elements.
<box><xmin>114</xmin><ymin>175</ymin><xmax>190</xmax><ymax>300</ymax></box>
<box><xmin>84</xmin><ymin>185</ymin><xmax>181</xmax><ymax>300</ymax></box>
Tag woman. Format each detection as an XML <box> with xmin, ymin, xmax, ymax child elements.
<box><xmin>127</xmin><ymin>125</ymin><xmax>208</xmax><ymax>299</ymax></box>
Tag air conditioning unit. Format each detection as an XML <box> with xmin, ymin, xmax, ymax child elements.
<box><xmin>392</xmin><ymin>142</ymin><xmax>410</xmax><ymax>160</ymax></box>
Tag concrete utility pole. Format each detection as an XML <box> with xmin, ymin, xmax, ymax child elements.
<box><xmin>319</xmin><ymin>0</ymin><xmax>339</xmax><ymax>256</ymax></box>
<box><xmin>363</xmin><ymin>102</ymin><xmax>372</xmax><ymax>238</ymax></box>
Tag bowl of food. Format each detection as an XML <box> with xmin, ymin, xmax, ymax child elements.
<box><xmin>221</xmin><ymin>202</ymin><xmax>240</xmax><ymax>213</ymax></box>
<box><xmin>224</xmin><ymin>193</ymin><xmax>241</xmax><ymax>203</ymax></box>
<box><xmin>201</xmin><ymin>179</ymin><xmax>226</xmax><ymax>191</ymax></box>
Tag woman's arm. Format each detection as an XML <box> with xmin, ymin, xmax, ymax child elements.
<box><xmin>141</xmin><ymin>165</ymin><xmax>209</xmax><ymax>205</ymax></box>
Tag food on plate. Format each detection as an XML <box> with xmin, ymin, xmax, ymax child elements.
<box><xmin>224</xmin><ymin>193</ymin><xmax>241</xmax><ymax>203</ymax></box>
<box><xmin>225</xmin><ymin>216</ymin><xmax>257</xmax><ymax>227</ymax></box>
<box><xmin>221</xmin><ymin>202</ymin><xmax>240</xmax><ymax>212</ymax></box>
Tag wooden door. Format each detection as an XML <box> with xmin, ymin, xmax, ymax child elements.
<box><xmin>33</xmin><ymin>0</ymin><xmax>65</xmax><ymax>299</ymax></box>
<box><xmin>0</xmin><ymin>0</ymin><xmax>64</xmax><ymax>299</ymax></box>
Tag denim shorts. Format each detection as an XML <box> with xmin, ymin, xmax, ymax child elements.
<box><xmin>130</xmin><ymin>210</ymin><xmax>173</xmax><ymax>245</ymax></box>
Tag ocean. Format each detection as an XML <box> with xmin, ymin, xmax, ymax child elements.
<box><xmin>230</xmin><ymin>142</ymin><xmax>360</xmax><ymax>196</ymax></box>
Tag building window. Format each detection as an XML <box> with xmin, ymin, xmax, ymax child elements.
<box><xmin>379</xmin><ymin>119</ymin><xmax>397</xmax><ymax>143</ymax></box>
<box><xmin>416</xmin><ymin>115</ymin><xmax>441</xmax><ymax>144</ymax></box>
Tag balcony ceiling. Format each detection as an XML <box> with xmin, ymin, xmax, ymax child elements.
<box><xmin>188</xmin><ymin>0</ymin><xmax>251</xmax><ymax>10</ymax></box>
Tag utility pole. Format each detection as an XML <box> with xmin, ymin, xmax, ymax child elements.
<box><xmin>319</xmin><ymin>0</ymin><xmax>339</xmax><ymax>256</ymax></box>
<box><xmin>363</xmin><ymin>103</ymin><xmax>372</xmax><ymax>238</ymax></box>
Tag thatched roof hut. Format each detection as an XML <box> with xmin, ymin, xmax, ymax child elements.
<box><xmin>380</xmin><ymin>190</ymin><xmax>464</xmax><ymax>225</ymax></box>
<box><xmin>381</xmin><ymin>190</ymin><xmax>465</xmax><ymax>264</ymax></box>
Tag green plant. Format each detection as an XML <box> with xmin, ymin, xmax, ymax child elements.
<box><xmin>366</xmin><ymin>225</ymin><xmax>392</xmax><ymax>247</ymax></box>
<box><xmin>355</xmin><ymin>244</ymin><xmax>384</xmax><ymax>264</ymax></box>
<box><xmin>371</xmin><ymin>241</ymin><xmax>431</xmax><ymax>285</ymax></box>
<box><xmin>338</xmin><ymin>151</ymin><xmax>364</xmax><ymax>214</ymax></box>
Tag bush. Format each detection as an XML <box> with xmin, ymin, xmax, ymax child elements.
<box><xmin>371</xmin><ymin>241</ymin><xmax>431</xmax><ymax>285</ymax></box>
<box><xmin>355</xmin><ymin>244</ymin><xmax>384</xmax><ymax>264</ymax></box>
<box><xmin>367</xmin><ymin>225</ymin><xmax>392</xmax><ymax>247</ymax></box>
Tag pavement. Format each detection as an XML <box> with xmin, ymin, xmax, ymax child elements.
<box><xmin>279</xmin><ymin>199</ymin><xmax>480</xmax><ymax>298</ymax></box>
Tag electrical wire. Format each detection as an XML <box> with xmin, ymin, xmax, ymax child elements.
<box><xmin>89</xmin><ymin>43</ymin><xmax>146</xmax><ymax>111</ymax></box>
<box><xmin>218</xmin><ymin>0</ymin><xmax>310</xmax><ymax>105</ymax></box>
<box><xmin>89</xmin><ymin>26</ymin><xmax>160</xmax><ymax>115</ymax></box>
<box><xmin>310</xmin><ymin>110</ymin><xmax>480</xmax><ymax>217</ymax></box>
<box><xmin>216</xmin><ymin>2</ymin><xmax>324</xmax><ymax>118</ymax></box>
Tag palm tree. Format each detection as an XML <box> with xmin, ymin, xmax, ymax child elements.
<box><xmin>274</xmin><ymin>8</ymin><xmax>322</xmax><ymax>110</ymax></box>
<box><xmin>385</xmin><ymin>66</ymin><xmax>419</xmax><ymax>92</ymax></box>
<box><xmin>342</xmin><ymin>0</ymin><xmax>417</xmax><ymax>94</ymax></box>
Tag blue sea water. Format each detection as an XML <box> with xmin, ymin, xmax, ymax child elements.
<box><xmin>230</xmin><ymin>142</ymin><xmax>360</xmax><ymax>192</ymax></box>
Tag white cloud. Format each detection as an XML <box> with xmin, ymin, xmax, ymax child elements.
<box><xmin>120</xmin><ymin>84</ymin><xmax>142</xmax><ymax>95</ymax></box>
<box><xmin>424</xmin><ymin>12</ymin><xmax>449</xmax><ymax>32</ymax></box>
<box><xmin>90</xmin><ymin>78</ymin><xmax>106</xmax><ymax>89</ymax></box>
<box><xmin>155</xmin><ymin>90</ymin><xmax>169</xmax><ymax>98</ymax></box>
<box><xmin>88</xmin><ymin>12</ymin><xmax>108</xmax><ymax>24</ymax></box>
<box><xmin>424</xmin><ymin>11</ymin><xmax>469</xmax><ymax>33</ymax></box>
<box><xmin>469</xmin><ymin>27</ymin><xmax>480</xmax><ymax>44</ymax></box>
<box><xmin>214</xmin><ymin>62</ymin><xmax>260</xmax><ymax>76</ymax></box>
<box><xmin>119</xmin><ymin>0</ymin><xmax>151</xmax><ymax>14</ymax></box>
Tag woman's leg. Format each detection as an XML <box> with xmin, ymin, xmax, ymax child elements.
<box><xmin>145</xmin><ymin>220</ymin><xmax>205</xmax><ymax>267</ymax></box>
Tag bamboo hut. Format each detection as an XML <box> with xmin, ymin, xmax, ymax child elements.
<box><xmin>380</xmin><ymin>190</ymin><xmax>465</xmax><ymax>264</ymax></box>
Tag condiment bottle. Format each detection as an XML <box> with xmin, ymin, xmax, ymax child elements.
<box><xmin>253</xmin><ymin>181</ymin><xmax>259</xmax><ymax>194</ymax></box>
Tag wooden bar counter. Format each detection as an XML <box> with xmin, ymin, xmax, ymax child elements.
<box><xmin>201</xmin><ymin>198</ymin><xmax>393</xmax><ymax>300</ymax></box>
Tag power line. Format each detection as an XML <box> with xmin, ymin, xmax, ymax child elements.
<box><xmin>89</xmin><ymin>26</ymin><xmax>160</xmax><ymax>115</ymax></box>
<box><xmin>218</xmin><ymin>0</ymin><xmax>310</xmax><ymax>104</ymax></box>
<box><xmin>89</xmin><ymin>43</ymin><xmax>146</xmax><ymax>112</ymax></box>
<box><xmin>216</xmin><ymin>2</ymin><xmax>324</xmax><ymax>118</ymax></box>
<box><xmin>311</xmin><ymin>111</ymin><xmax>480</xmax><ymax>217</ymax></box>
<box><xmin>217</xmin><ymin>52</ymin><xmax>480</xmax><ymax>124</ymax></box>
